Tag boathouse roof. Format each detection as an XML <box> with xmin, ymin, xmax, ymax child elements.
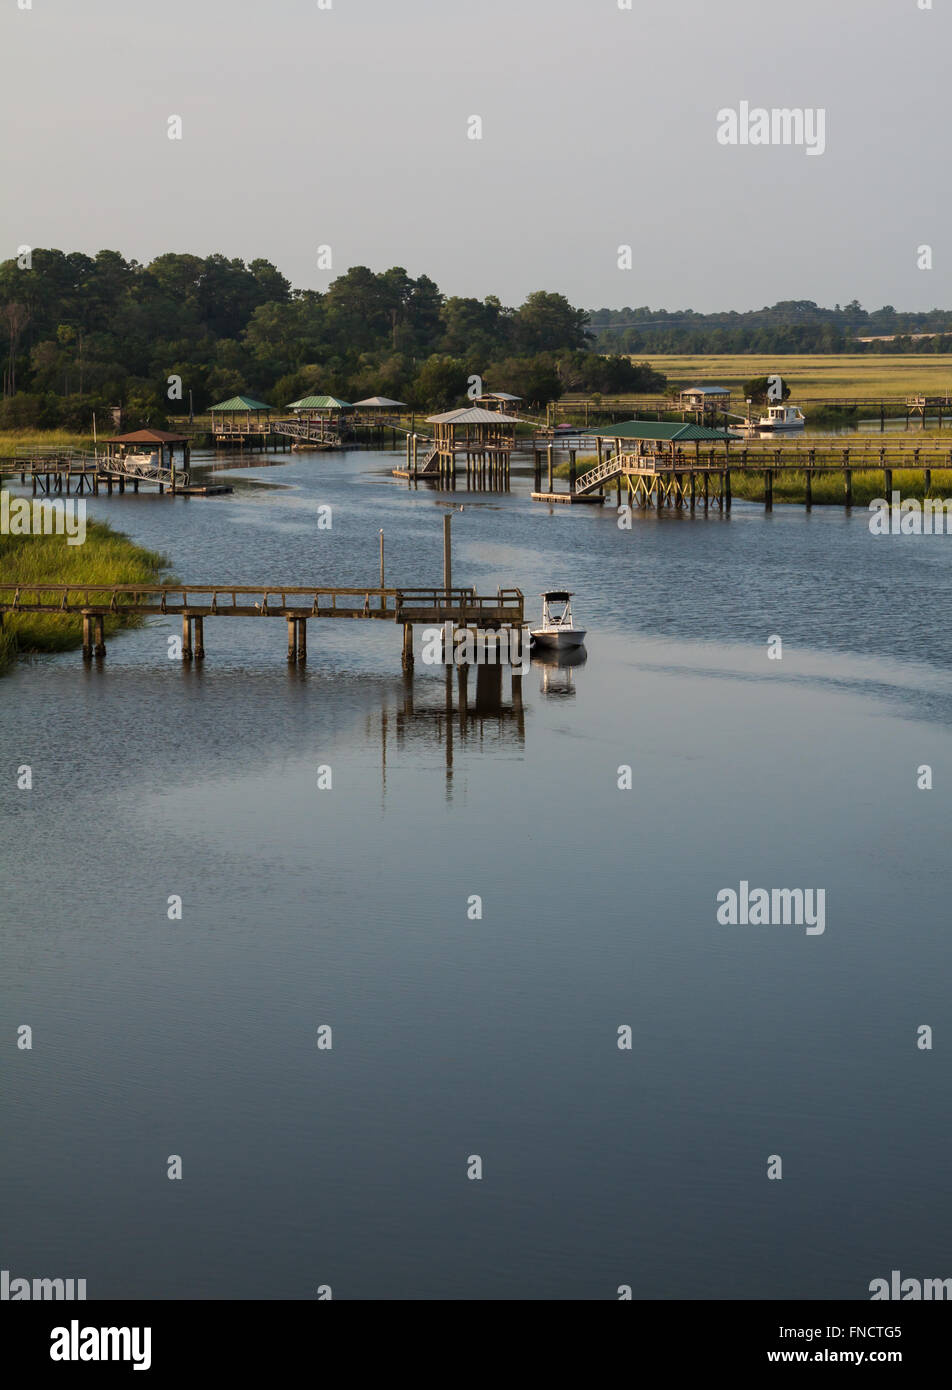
<box><xmin>287</xmin><ymin>395</ymin><xmax>353</xmax><ymax>410</ymax></box>
<box><xmin>426</xmin><ymin>407</ymin><xmax>522</xmax><ymax>425</ymax></box>
<box><xmin>352</xmin><ymin>396</ymin><xmax>407</xmax><ymax>408</ymax></box>
<box><xmin>590</xmin><ymin>421</ymin><xmax>737</xmax><ymax>441</ymax></box>
<box><xmin>103</xmin><ymin>428</ymin><xmax>190</xmax><ymax>444</ymax></box>
<box><xmin>476</xmin><ymin>391</ymin><xmax>522</xmax><ymax>401</ymax></box>
<box><xmin>679</xmin><ymin>385</ymin><xmax>730</xmax><ymax>396</ymax></box>
<box><xmin>208</xmin><ymin>395</ymin><xmax>273</xmax><ymax>412</ymax></box>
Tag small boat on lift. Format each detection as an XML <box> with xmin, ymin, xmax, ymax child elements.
<box><xmin>530</xmin><ymin>591</ymin><xmax>586</xmax><ymax>650</ymax></box>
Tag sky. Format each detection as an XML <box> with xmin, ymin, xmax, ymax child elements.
<box><xmin>0</xmin><ymin>0</ymin><xmax>947</xmax><ymax>313</ymax></box>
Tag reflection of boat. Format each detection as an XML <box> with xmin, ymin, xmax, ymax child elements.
<box><xmin>530</xmin><ymin>591</ymin><xmax>586</xmax><ymax>650</ymax></box>
<box><xmin>532</xmin><ymin>644</ymin><xmax>586</xmax><ymax>696</ymax></box>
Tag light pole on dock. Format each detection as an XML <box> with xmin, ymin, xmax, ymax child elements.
<box><xmin>379</xmin><ymin>529</ymin><xmax>385</xmax><ymax>588</ymax></box>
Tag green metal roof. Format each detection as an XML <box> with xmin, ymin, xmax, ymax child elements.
<box><xmin>208</xmin><ymin>395</ymin><xmax>273</xmax><ymax>412</ymax></box>
<box><xmin>287</xmin><ymin>395</ymin><xmax>353</xmax><ymax>410</ymax></box>
<box><xmin>589</xmin><ymin>420</ymin><xmax>737</xmax><ymax>442</ymax></box>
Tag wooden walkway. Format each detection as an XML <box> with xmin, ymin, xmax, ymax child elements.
<box><xmin>0</xmin><ymin>451</ymin><xmax>231</xmax><ymax>497</ymax></box>
<box><xmin>535</xmin><ymin>442</ymin><xmax>952</xmax><ymax>511</ymax></box>
<box><xmin>0</xmin><ymin>583</ymin><xmax>525</xmax><ymax>665</ymax></box>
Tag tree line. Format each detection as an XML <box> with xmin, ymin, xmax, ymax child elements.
<box><xmin>0</xmin><ymin>250</ymin><xmax>664</xmax><ymax>429</ymax></box>
<box><xmin>590</xmin><ymin>300</ymin><xmax>952</xmax><ymax>354</ymax></box>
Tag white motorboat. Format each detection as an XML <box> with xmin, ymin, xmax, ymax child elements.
<box><xmin>530</xmin><ymin>591</ymin><xmax>586</xmax><ymax>650</ymax></box>
<box><xmin>737</xmin><ymin>404</ymin><xmax>806</xmax><ymax>433</ymax></box>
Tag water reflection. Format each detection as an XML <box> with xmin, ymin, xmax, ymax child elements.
<box><xmin>366</xmin><ymin>661</ymin><xmax>526</xmax><ymax>801</ymax></box>
<box><xmin>533</xmin><ymin>646</ymin><xmax>587</xmax><ymax>697</ymax></box>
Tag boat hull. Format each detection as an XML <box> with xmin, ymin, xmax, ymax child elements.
<box><xmin>530</xmin><ymin>628</ymin><xmax>586</xmax><ymax>650</ymax></box>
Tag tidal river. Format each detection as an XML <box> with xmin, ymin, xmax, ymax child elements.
<box><xmin>2</xmin><ymin>446</ymin><xmax>950</xmax><ymax>1299</ymax></box>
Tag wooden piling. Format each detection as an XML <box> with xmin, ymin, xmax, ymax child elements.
<box><xmin>182</xmin><ymin>614</ymin><xmax>192</xmax><ymax>660</ymax></box>
<box><xmin>194</xmin><ymin>615</ymin><xmax>205</xmax><ymax>660</ymax></box>
<box><xmin>93</xmin><ymin>615</ymin><xmax>106</xmax><ymax>659</ymax></box>
<box><xmin>402</xmin><ymin>622</ymin><xmax>414</xmax><ymax>670</ymax></box>
<box><xmin>81</xmin><ymin>611</ymin><xmax>93</xmax><ymax>660</ymax></box>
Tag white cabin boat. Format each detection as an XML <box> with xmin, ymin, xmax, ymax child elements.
<box><xmin>741</xmin><ymin>404</ymin><xmax>806</xmax><ymax>432</ymax></box>
<box><xmin>530</xmin><ymin>591</ymin><xmax>586</xmax><ymax>650</ymax></box>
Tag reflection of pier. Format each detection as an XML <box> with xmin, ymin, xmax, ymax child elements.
<box><xmin>373</xmin><ymin>663</ymin><xmax>526</xmax><ymax>796</ymax></box>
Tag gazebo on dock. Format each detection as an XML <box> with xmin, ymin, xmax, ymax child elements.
<box><xmin>590</xmin><ymin>420</ymin><xmax>739</xmax><ymax>468</ymax></box>
<box><xmin>287</xmin><ymin>394</ymin><xmax>353</xmax><ymax>423</ymax></box>
<box><xmin>208</xmin><ymin>395</ymin><xmax>274</xmax><ymax>441</ymax></box>
<box><xmin>101</xmin><ymin>427</ymin><xmax>190</xmax><ymax>471</ymax></box>
<box><xmin>474</xmin><ymin>391</ymin><xmax>523</xmax><ymax>412</ymax></box>
<box><xmin>678</xmin><ymin>385</ymin><xmax>731</xmax><ymax>419</ymax></box>
<box><xmin>425</xmin><ymin>406</ymin><xmax>523</xmax><ymax>483</ymax></box>
<box><xmin>352</xmin><ymin>396</ymin><xmax>407</xmax><ymax>424</ymax></box>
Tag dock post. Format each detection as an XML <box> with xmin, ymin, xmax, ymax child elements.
<box><xmin>402</xmin><ymin>622</ymin><xmax>414</xmax><ymax>671</ymax></box>
<box><xmin>443</xmin><ymin>514</ymin><xmax>452</xmax><ymax>595</ymax></box>
<box><xmin>844</xmin><ymin>469</ymin><xmax>853</xmax><ymax>509</ymax></box>
<box><xmin>547</xmin><ymin>445</ymin><xmax>553</xmax><ymax>493</ymax></box>
<box><xmin>93</xmin><ymin>615</ymin><xmax>106</xmax><ymax>659</ymax></box>
<box><xmin>194</xmin><ymin>616</ymin><xmax>205</xmax><ymax>661</ymax></box>
<box><xmin>182</xmin><ymin>614</ymin><xmax>192</xmax><ymax>661</ymax></box>
<box><xmin>287</xmin><ymin>617</ymin><xmax>297</xmax><ymax>663</ymax></box>
<box><xmin>81</xmin><ymin>611</ymin><xmax>93</xmax><ymax>661</ymax></box>
<box><xmin>703</xmin><ymin>472</ymin><xmax>709</xmax><ymax>510</ymax></box>
<box><xmin>297</xmin><ymin>619</ymin><xmax>306</xmax><ymax>664</ymax></box>
<box><xmin>511</xmin><ymin>667</ymin><xmax>523</xmax><ymax>710</ymax></box>
<box><xmin>764</xmin><ymin>470</ymin><xmax>773</xmax><ymax>511</ymax></box>
<box><xmin>457</xmin><ymin>661</ymin><xmax>469</xmax><ymax>728</ymax></box>
<box><xmin>884</xmin><ymin>466</ymin><xmax>892</xmax><ymax>498</ymax></box>
<box><xmin>533</xmin><ymin>451</ymin><xmax>541</xmax><ymax>490</ymax></box>
<box><xmin>805</xmin><ymin>469</ymin><xmax>812</xmax><ymax>510</ymax></box>
<box><xmin>924</xmin><ymin>467</ymin><xmax>932</xmax><ymax>495</ymax></box>
<box><xmin>725</xmin><ymin>469</ymin><xmax>732</xmax><ymax>511</ymax></box>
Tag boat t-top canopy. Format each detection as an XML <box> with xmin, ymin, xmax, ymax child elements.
<box><xmin>541</xmin><ymin>590</ymin><xmax>572</xmax><ymax>601</ymax></box>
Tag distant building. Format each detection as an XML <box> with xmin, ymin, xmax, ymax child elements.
<box><xmin>678</xmin><ymin>385</ymin><xmax>731</xmax><ymax>412</ymax></box>
<box><xmin>474</xmin><ymin>392</ymin><xmax>523</xmax><ymax>412</ymax></box>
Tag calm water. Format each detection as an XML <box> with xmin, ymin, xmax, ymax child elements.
<box><xmin>2</xmin><ymin>447</ymin><xmax>951</xmax><ymax>1300</ymax></box>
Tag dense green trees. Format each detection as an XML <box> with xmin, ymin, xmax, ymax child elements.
<box><xmin>0</xmin><ymin>250</ymin><xmax>659</xmax><ymax>428</ymax></box>
<box><xmin>591</xmin><ymin>300</ymin><xmax>952</xmax><ymax>354</ymax></box>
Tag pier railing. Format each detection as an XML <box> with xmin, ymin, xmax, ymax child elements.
<box><xmin>0</xmin><ymin>583</ymin><xmax>525</xmax><ymax>624</ymax></box>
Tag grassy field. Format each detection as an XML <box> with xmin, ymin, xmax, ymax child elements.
<box><xmin>638</xmin><ymin>355</ymin><xmax>952</xmax><ymax>402</ymax></box>
<box><xmin>0</xmin><ymin>428</ymin><xmax>95</xmax><ymax>454</ymax></box>
<box><xmin>0</xmin><ymin>522</ymin><xmax>168</xmax><ymax>673</ymax></box>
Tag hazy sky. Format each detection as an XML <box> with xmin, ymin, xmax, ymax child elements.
<box><xmin>1</xmin><ymin>0</ymin><xmax>947</xmax><ymax>312</ymax></box>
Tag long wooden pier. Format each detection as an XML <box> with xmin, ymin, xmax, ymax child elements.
<box><xmin>0</xmin><ymin>450</ymin><xmax>231</xmax><ymax>497</ymax></box>
<box><xmin>0</xmin><ymin>583</ymin><xmax>525</xmax><ymax>666</ymax></box>
<box><xmin>556</xmin><ymin>442</ymin><xmax>952</xmax><ymax>511</ymax></box>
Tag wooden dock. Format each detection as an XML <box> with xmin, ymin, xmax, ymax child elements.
<box><xmin>0</xmin><ymin>583</ymin><xmax>525</xmax><ymax>667</ymax></box>
<box><xmin>549</xmin><ymin>441</ymin><xmax>952</xmax><ymax>511</ymax></box>
<box><xmin>0</xmin><ymin>451</ymin><xmax>232</xmax><ymax>497</ymax></box>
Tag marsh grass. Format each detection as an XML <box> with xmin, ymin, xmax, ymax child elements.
<box><xmin>0</xmin><ymin>428</ymin><xmax>94</xmax><ymax>454</ymax></box>
<box><xmin>0</xmin><ymin>522</ymin><xmax>169</xmax><ymax>673</ymax></box>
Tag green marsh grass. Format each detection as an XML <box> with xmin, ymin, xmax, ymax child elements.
<box><xmin>0</xmin><ymin>521</ymin><xmax>168</xmax><ymax>673</ymax></box>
